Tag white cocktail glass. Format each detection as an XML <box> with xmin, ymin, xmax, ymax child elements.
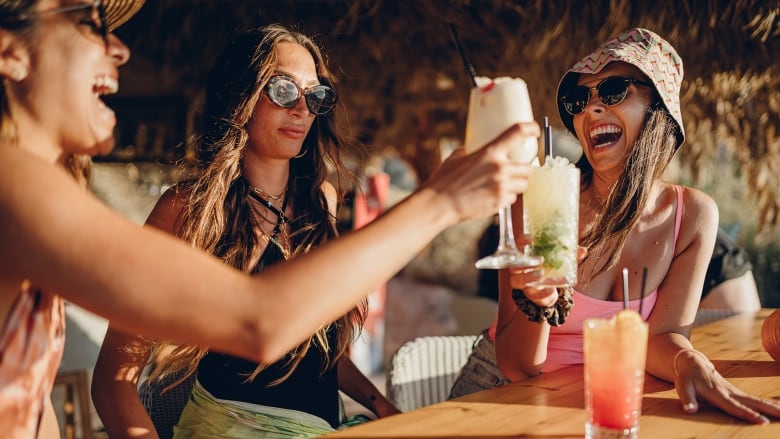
<box><xmin>464</xmin><ymin>77</ymin><xmax>542</xmax><ymax>269</ymax></box>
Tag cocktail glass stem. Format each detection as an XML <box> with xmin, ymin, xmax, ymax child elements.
<box><xmin>475</xmin><ymin>205</ymin><xmax>541</xmax><ymax>270</ymax></box>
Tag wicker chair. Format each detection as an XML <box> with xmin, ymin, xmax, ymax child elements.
<box><xmin>138</xmin><ymin>370</ymin><xmax>195</xmax><ymax>439</ymax></box>
<box><xmin>386</xmin><ymin>335</ymin><xmax>479</xmax><ymax>412</ymax></box>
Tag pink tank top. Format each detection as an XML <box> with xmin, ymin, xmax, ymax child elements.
<box><xmin>488</xmin><ymin>185</ymin><xmax>684</xmax><ymax>372</ymax></box>
<box><xmin>0</xmin><ymin>286</ymin><xmax>65</xmax><ymax>438</ymax></box>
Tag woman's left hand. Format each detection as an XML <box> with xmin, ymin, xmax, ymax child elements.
<box><xmin>674</xmin><ymin>349</ymin><xmax>780</xmax><ymax>424</ymax></box>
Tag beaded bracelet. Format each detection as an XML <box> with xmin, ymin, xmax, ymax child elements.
<box><xmin>672</xmin><ymin>348</ymin><xmax>711</xmax><ymax>377</ymax></box>
<box><xmin>511</xmin><ymin>286</ymin><xmax>574</xmax><ymax>327</ymax></box>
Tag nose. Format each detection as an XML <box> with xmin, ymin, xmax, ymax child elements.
<box><xmin>106</xmin><ymin>33</ymin><xmax>131</xmax><ymax>66</ymax></box>
<box><xmin>583</xmin><ymin>86</ymin><xmax>605</xmax><ymax>114</ymax></box>
<box><xmin>289</xmin><ymin>94</ymin><xmax>310</xmax><ymax>117</ymax></box>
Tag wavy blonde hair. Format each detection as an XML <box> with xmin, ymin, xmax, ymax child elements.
<box><xmin>149</xmin><ymin>25</ymin><xmax>365</xmax><ymax>388</ymax></box>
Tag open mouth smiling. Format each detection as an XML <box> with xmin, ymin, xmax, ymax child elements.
<box><xmin>93</xmin><ymin>74</ymin><xmax>118</xmax><ymax>105</ymax></box>
<box><xmin>589</xmin><ymin>124</ymin><xmax>622</xmax><ymax>148</ymax></box>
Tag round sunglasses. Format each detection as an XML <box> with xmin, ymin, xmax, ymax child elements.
<box><xmin>560</xmin><ymin>76</ymin><xmax>651</xmax><ymax>116</ymax></box>
<box><xmin>265</xmin><ymin>75</ymin><xmax>337</xmax><ymax>116</ymax></box>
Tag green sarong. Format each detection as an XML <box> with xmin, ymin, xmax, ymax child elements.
<box><xmin>173</xmin><ymin>380</ymin><xmax>370</xmax><ymax>438</ymax></box>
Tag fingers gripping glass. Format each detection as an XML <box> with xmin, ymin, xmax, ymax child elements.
<box><xmin>560</xmin><ymin>77</ymin><xmax>651</xmax><ymax>115</ymax></box>
<box><xmin>265</xmin><ymin>75</ymin><xmax>337</xmax><ymax>116</ymax></box>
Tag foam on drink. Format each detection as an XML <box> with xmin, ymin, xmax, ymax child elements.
<box><xmin>464</xmin><ymin>77</ymin><xmax>538</xmax><ymax>163</ymax></box>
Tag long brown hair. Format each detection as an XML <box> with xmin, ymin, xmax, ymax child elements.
<box><xmin>151</xmin><ymin>24</ymin><xmax>365</xmax><ymax>387</ymax></box>
<box><xmin>578</xmin><ymin>102</ymin><xmax>678</xmax><ymax>285</ymax></box>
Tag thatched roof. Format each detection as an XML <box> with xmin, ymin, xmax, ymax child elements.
<box><xmin>114</xmin><ymin>0</ymin><xmax>779</xmax><ymax>230</ymax></box>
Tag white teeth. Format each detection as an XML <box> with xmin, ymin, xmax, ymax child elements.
<box><xmin>588</xmin><ymin>125</ymin><xmax>622</xmax><ymax>138</ymax></box>
<box><xmin>588</xmin><ymin>124</ymin><xmax>623</xmax><ymax>147</ymax></box>
<box><xmin>93</xmin><ymin>75</ymin><xmax>118</xmax><ymax>95</ymax></box>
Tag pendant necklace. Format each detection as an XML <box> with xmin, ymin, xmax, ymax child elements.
<box><xmin>248</xmin><ymin>189</ymin><xmax>290</xmax><ymax>258</ymax></box>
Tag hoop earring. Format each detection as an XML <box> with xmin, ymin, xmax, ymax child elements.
<box><xmin>293</xmin><ymin>148</ymin><xmax>307</xmax><ymax>159</ymax></box>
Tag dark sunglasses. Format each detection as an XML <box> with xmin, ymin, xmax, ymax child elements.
<box><xmin>560</xmin><ymin>76</ymin><xmax>651</xmax><ymax>116</ymax></box>
<box><xmin>265</xmin><ymin>75</ymin><xmax>337</xmax><ymax>116</ymax></box>
<box><xmin>3</xmin><ymin>1</ymin><xmax>107</xmax><ymax>43</ymax></box>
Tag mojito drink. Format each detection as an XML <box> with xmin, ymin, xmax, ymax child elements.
<box><xmin>584</xmin><ymin>310</ymin><xmax>648</xmax><ymax>438</ymax></box>
<box><xmin>523</xmin><ymin>156</ymin><xmax>579</xmax><ymax>285</ymax></box>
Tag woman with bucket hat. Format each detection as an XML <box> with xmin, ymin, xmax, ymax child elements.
<box><xmin>455</xmin><ymin>28</ymin><xmax>780</xmax><ymax>424</ymax></box>
<box><xmin>0</xmin><ymin>1</ymin><xmax>536</xmax><ymax>436</ymax></box>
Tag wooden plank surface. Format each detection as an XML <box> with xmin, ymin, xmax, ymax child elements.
<box><xmin>327</xmin><ymin>309</ymin><xmax>780</xmax><ymax>438</ymax></box>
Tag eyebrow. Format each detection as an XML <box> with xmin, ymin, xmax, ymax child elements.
<box><xmin>274</xmin><ymin>70</ymin><xmax>320</xmax><ymax>88</ymax></box>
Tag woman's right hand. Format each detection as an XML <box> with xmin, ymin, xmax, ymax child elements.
<box><xmin>421</xmin><ymin>122</ymin><xmax>538</xmax><ymax>222</ymax></box>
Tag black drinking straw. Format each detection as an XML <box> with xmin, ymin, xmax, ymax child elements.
<box><xmin>639</xmin><ymin>266</ymin><xmax>648</xmax><ymax>316</ymax></box>
<box><xmin>448</xmin><ymin>23</ymin><xmax>478</xmax><ymax>87</ymax></box>
<box><xmin>622</xmin><ymin>267</ymin><xmax>630</xmax><ymax>310</ymax></box>
<box><xmin>544</xmin><ymin>116</ymin><xmax>553</xmax><ymax>157</ymax></box>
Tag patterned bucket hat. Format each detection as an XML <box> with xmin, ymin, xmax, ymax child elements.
<box><xmin>556</xmin><ymin>28</ymin><xmax>685</xmax><ymax>148</ymax></box>
<box><xmin>104</xmin><ymin>0</ymin><xmax>146</xmax><ymax>32</ymax></box>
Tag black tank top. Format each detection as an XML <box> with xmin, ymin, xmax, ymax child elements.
<box><xmin>198</xmin><ymin>195</ymin><xmax>341</xmax><ymax>427</ymax></box>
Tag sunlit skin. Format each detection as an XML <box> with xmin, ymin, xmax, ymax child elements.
<box><xmin>4</xmin><ymin>0</ymin><xmax>130</xmax><ymax>163</ymax></box>
<box><xmin>243</xmin><ymin>42</ymin><xmax>318</xmax><ymax>197</ymax></box>
<box><xmin>572</xmin><ymin>62</ymin><xmax>653</xmax><ymax>202</ymax></box>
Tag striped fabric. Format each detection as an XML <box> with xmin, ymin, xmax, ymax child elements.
<box><xmin>386</xmin><ymin>335</ymin><xmax>479</xmax><ymax>412</ymax></box>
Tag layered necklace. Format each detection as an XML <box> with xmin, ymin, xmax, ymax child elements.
<box><xmin>248</xmin><ymin>185</ymin><xmax>290</xmax><ymax>259</ymax></box>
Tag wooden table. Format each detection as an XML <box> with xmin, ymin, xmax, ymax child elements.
<box><xmin>328</xmin><ymin>309</ymin><xmax>780</xmax><ymax>438</ymax></box>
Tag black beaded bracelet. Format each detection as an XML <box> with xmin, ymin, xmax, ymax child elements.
<box><xmin>511</xmin><ymin>286</ymin><xmax>574</xmax><ymax>326</ymax></box>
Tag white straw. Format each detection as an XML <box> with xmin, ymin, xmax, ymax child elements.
<box><xmin>622</xmin><ymin>267</ymin><xmax>630</xmax><ymax>310</ymax></box>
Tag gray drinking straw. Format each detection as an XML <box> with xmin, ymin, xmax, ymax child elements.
<box><xmin>639</xmin><ymin>267</ymin><xmax>648</xmax><ymax>316</ymax></box>
<box><xmin>448</xmin><ymin>23</ymin><xmax>478</xmax><ymax>88</ymax></box>
<box><xmin>544</xmin><ymin>117</ymin><xmax>553</xmax><ymax>157</ymax></box>
<box><xmin>622</xmin><ymin>267</ymin><xmax>630</xmax><ymax>310</ymax></box>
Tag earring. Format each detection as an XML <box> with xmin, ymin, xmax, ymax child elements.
<box><xmin>292</xmin><ymin>148</ymin><xmax>307</xmax><ymax>159</ymax></box>
<box><xmin>11</xmin><ymin>66</ymin><xmax>27</xmax><ymax>82</ymax></box>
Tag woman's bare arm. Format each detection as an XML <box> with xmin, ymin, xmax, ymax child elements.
<box><xmin>1</xmin><ymin>123</ymin><xmax>533</xmax><ymax>365</ymax></box>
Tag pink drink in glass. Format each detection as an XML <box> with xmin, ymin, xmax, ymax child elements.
<box><xmin>584</xmin><ymin>310</ymin><xmax>648</xmax><ymax>438</ymax></box>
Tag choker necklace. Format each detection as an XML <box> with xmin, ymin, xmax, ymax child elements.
<box><xmin>251</xmin><ymin>185</ymin><xmax>287</xmax><ymax>202</ymax></box>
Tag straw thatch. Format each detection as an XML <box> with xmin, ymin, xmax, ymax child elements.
<box><xmin>115</xmin><ymin>0</ymin><xmax>780</xmax><ymax>230</ymax></box>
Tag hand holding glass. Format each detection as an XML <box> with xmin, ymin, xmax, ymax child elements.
<box><xmin>464</xmin><ymin>77</ymin><xmax>542</xmax><ymax>269</ymax></box>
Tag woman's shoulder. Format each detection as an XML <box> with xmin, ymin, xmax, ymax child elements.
<box><xmin>145</xmin><ymin>182</ymin><xmax>193</xmax><ymax>232</ymax></box>
<box><xmin>666</xmin><ymin>183</ymin><xmax>719</xmax><ymax>251</ymax></box>
<box><xmin>675</xmin><ymin>184</ymin><xmax>718</xmax><ymax>221</ymax></box>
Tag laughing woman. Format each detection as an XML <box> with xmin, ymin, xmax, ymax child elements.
<box><xmin>493</xmin><ymin>28</ymin><xmax>780</xmax><ymax>424</ymax></box>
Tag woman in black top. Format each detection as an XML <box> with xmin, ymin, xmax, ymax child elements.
<box><xmin>94</xmin><ymin>25</ymin><xmax>398</xmax><ymax>437</ymax></box>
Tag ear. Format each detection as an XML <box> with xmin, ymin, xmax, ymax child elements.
<box><xmin>0</xmin><ymin>29</ymin><xmax>31</xmax><ymax>82</ymax></box>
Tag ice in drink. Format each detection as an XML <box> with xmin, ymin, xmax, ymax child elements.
<box><xmin>523</xmin><ymin>156</ymin><xmax>579</xmax><ymax>286</ymax></box>
<box><xmin>464</xmin><ymin>77</ymin><xmax>538</xmax><ymax>164</ymax></box>
<box><xmin>584</xmin><ymin>310</ymin><xmax>648</xmax><ymax>439</ymax></box>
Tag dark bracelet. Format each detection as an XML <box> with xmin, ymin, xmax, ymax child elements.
<box><xmin>512</xmin><ymin>286</ymin><xmax>574</xmax><ymax>327</ymax></box>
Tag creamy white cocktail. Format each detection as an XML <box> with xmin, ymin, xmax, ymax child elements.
<box><xmin>464</xmin><ymin>77</ymin><xmax>541</xmax><ymax>269</ymax></box>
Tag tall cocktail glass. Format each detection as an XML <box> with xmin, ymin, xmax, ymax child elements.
<box><xmin>464</xmin><ymin>76</ymin><xmax>542</xmax><ymax>269</ymax></box>
<box><xmin>523</xmin><ymin>156</ymin><xmax>579</xmax><ymax>286</ymax></box>
<box><xmin>583</xmin><ymin>310</ymin><xmax>648</xmax><ymax>439</ymax></box>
